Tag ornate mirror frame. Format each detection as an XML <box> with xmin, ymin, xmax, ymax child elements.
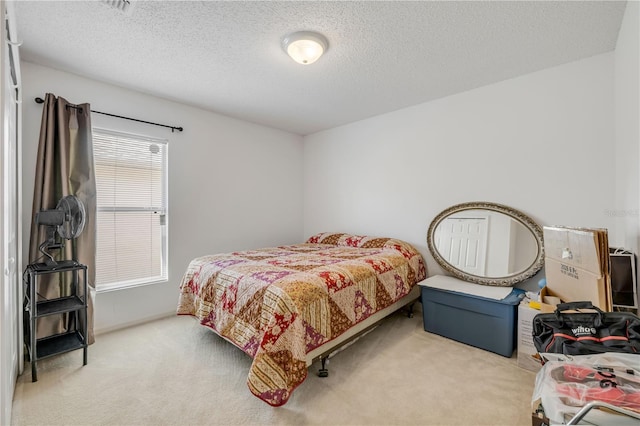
<box><xmin>427</xmin><ymin>201</ymin><xmax>544</xmax><ymax>287</ymax></box>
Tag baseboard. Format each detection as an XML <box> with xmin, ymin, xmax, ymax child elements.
<box><xmin>95</xmin><ymin>311</ymin><xmax>176</xmax><ymax>335</ymax></box>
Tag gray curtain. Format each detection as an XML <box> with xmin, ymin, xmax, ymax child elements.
<box><xmin>29</xmin><ymin>93</ymin><xmax>96</xmax><ymax>344</ymax></box>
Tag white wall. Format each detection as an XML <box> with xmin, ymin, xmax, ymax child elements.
<box><xmin>303</xmin><ymin>53</ymin><xmax>617</xmax><ymax>283</ymax></box>
<box><xmin>614</xmin><ymin>1</ymin><xmax>640</xmax><ymax>307</ymax></box>
<box><xmin>21</xmin><ymin>62</ymin><xmax>304</xmax><ymax>333</ymax></box>
<box><xmin>614</xmin><ymin>1</ymin><xmax>640</xmax><ymax>254</ymax></box>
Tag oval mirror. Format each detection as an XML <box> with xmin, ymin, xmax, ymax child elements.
<box><xmin>427</xmin><ymin>202</ymin><xmax>544</xmax><ymax>286</ymax></box>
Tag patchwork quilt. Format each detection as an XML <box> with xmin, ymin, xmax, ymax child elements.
<box><xmin>177</xmin><ymin>232</ymin><xmax>426</xmax><ymax>406</ymax></box>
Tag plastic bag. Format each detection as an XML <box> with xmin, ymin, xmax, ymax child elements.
<box><xmin>532</xmin><ymin>353</ymin><xmax>640</xmax><ymax>424</ymax></box>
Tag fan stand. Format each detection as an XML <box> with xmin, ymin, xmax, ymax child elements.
<box><xmin>38</xmin><ymin>225</ymin><xmax>64</xmax><ymax>266</ymax></box>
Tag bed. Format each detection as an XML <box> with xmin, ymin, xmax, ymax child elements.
<box><xmin>177</xmin><ymin>232</ymin><xmax>427</xmax><ymax>406</ymax></box>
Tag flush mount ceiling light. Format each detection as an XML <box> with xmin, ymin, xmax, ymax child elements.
<box><xmin>282</xmin><ymin>31</ymin><xmax>328</xmax><ymax>65</ymax></box>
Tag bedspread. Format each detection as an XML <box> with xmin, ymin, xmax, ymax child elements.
<box><xmin>177</xmin><ymin>232</ymin><xmax>426</xmax><ymax>406</ymax></box>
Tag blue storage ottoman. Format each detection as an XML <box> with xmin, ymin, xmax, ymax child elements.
<box><xmin>420</xmin><ymin>275</ymin><xmax>524</xmax><ymax>357</ymax></box>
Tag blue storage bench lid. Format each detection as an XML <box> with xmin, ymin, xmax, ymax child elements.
<box><xmin>419</xmin><ymin>275</ymin><xmax>525</xmax><ymax>305</ymax></box>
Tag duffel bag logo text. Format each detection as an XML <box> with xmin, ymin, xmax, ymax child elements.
<box><xmin>572</xmin><ymin>325</ymin><xmax>597</xmax><ymax>336</ymax></box>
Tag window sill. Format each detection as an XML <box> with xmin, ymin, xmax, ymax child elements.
<box><xmin>96</xmin><ymin>277</ymin><xmax>168</xmax><ymax>294</ymax></box>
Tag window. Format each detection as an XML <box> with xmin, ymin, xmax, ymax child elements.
<box><xmin>93</xmin><ymin>128</ymin><xmax>168</xmax><ymax>291</ymax></box>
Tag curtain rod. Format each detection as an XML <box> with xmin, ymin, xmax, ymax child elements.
<box><xmin>34</xmin><ymin>97</ymin><xmax>183</xmax><ymax>133</ymax></box>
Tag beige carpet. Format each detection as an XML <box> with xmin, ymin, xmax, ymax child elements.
<box><xmin>11</xmin><ymin>308</ymin><xmax>536</xmax><ymax>425</ymax></box>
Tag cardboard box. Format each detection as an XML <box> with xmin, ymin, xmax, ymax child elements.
<box><xmin>542</xmin><ymin>226</ymin><xmax>612</xmax><ymax>311</ymax></box>
<box><xmin>539</xmin><ymin>285</ymin><xmax>565</xmax><ymax>313</ymax></box>
<box><xmin>517</xmin><ymin>302</ymin><xmax>542</xmax><ymax>372</ymax></box>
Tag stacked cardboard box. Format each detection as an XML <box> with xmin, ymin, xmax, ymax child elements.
<box><xmin>517</xmin><ymin>301</ymin><xmax>542</xmax><ymax>372</ymax></box>
<box><xmin>541</xmin><ymin>226</ymin><xmax>611</xmax><ymax>312</ymax></box>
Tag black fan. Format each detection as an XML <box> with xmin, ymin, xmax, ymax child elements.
<box><xmin>36</xmin><ymin>195</ymin><xmax>86</xmax><ymax>265</ymax></box>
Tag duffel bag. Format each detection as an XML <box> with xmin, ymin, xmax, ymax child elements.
<box><xmin>532</xmin><ymin>301</ymin><xmax>640</xmax><ymax>356</ymax></box>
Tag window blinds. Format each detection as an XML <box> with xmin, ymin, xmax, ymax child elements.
<box><xmin>93</xmin><ymin>129</ymin><xmax>167</xmax><ymax>289</ymax></box>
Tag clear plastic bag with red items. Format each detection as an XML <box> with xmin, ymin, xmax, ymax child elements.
<box><xmin>532</xmin><ymin>353</ymin><xmax>640</xmax><ymax>424</ymax></box>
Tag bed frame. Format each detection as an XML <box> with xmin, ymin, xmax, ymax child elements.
<box><xmin>305</xmin><ymin>284</ymin><xmax>421</xmax><ymax>376</ymax></box>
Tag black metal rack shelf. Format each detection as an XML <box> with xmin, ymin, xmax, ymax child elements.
<box><xmin>36</xmin><ymin>331</ymin><xmax>86</xmax><ymax>359</ymax></box>
<box><xmin>36</xmin><ymin>295</ymin><xmax>85</xmax><ymax>317</ymax></box>
<box><xmin>24</xmin><ymin>261</ymin><xmax>88</xmax><ymax>381</ymax></box>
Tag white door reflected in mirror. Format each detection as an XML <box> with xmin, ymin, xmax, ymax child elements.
<box><xmin>434</xmin><ymin>215</ymin><xmax>488</xmax><ymax>276</ymax></box>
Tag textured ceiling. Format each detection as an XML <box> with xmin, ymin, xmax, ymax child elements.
<box><xmin>14</xmin><ymin>1</ymin><xmax>626</xmax><ymax>135</ymax></box>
